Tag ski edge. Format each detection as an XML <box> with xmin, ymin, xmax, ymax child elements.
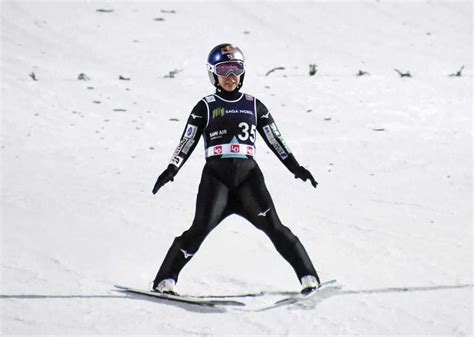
<box><xmin>114</xmin><ymin>285</ymin><xmax>245</xmax><ymax>307</ymax></box>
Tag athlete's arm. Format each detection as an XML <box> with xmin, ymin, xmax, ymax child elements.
<box><xmin>256</xmin><ymin>99</ymin><xmax>318</xmax><ymax>188</ymax></box>
<box><xmin>152</xmin><ymin>100</ymin><xmax>207</xmax><ymax>194</ymax></box>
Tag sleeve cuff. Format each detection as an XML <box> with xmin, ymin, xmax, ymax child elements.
<box><xmin>167</xmin><ymin>164</ymin><xmax>179</xmax><ymax>176</ymax></box>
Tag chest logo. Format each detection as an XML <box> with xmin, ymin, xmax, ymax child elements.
<box><xmin>246</xmin><ymin>146</ymin><xmax>254</xmax><ymax>156</ymax></box>
<box><xmin>212</xmin><ymin>107</ymin><xmax>225</xmax><ymax>119</ymax></box>
<box><xmin>231</xmin><ymin>144</ymin><xmax>240</xmax><ymax>153</ymax></box>
<box><xmin>214</xmin><ymin>145</ymin><xmax>223</xmax><ymax>155</ymax></box>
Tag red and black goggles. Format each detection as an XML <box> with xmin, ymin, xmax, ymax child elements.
<box><xmin>208</xmin><ymin>60</ymin><xmax>245</xmax><ymax>77</ymax></box>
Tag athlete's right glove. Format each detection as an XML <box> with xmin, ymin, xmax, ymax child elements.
<box><xmin>293</xmin><ymin>166</ymin><xmax>318</xmax><ymax>188</ymax></box>
<box><xmin>152</xmin><ymin>165</ymin><xmax>177</xmax><ymax>194</ymax></box>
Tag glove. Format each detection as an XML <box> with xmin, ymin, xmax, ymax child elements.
<box><xmin>152</xmin><ymin>167</ymin><xmax>176</xmax><ymax>194</ymax></box>
<box><xmin>294</xmin><ymin>166</ymin><xmax>318</xmax><ymax>188</ymax></box>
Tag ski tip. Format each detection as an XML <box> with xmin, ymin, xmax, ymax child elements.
<box><xmin>320</xmin><ymin>279</ymin><xmax>339</xmax><ymax>289</ymax></box>
<box><xmin>114</xmin><ymin>284</ymin><xmax>129</xmax><ymax>290</ymax></box>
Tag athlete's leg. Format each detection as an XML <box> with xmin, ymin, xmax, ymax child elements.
<box><xmin>153</xmin><ymin>163</ymin><xmax>230</xmax><ymax>285</ymax></box>
<box><xmin>234</xmin><ymin>164</ymin><xmax>319</xmax><ymax>282</ymax></box>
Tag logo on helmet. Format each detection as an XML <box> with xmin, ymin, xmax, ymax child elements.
<box><xmin>221</xmin><ymin>45</ymin><xmax>235</xmax><ymax>54</ymax></box>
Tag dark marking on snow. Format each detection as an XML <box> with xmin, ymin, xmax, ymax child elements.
<box><xmin>339</xmin><ymin>283</ymin><xmax>473</xmax><ymax>296</ymax></box>
<box><xmin>449</xmin><ymin>66</ymin><xmax>465</xmax><ymax>77</ymax></box>
<box><xmin>357</xmin><ymin>70</ymin><xmax>370</xmax><ymax>76</ymax></box>
<box><xmin>78</xmin><ymin>73</ymin><xmax>90</xmax><ymax>81</ymax></box>
<box><xmin>394</xmin><ymin>69</ymin><xmax>412</xmax><ymax>78</ymax></box>
<box><xmin>265</xmin><ymin>67</ymin><xmax>285</xmax><ymax>77</ymax></box>
<box><xmin>164</xmin><ymin>69</ymin><xmax>183</xmax><ymax>78</ymax></box>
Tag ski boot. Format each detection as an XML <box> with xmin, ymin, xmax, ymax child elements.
<box><xmin>300</xmin><ymin>275</ymin><xmax>320</xmax><ymax>295</ymax></box>
<box><xmin>152</xmin><ymin>278</ymin><xmax>178</xmax><ymax>296</ymax></box>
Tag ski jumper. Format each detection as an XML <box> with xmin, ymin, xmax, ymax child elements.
<box><xmin>153</xmin><ymin>90</ymin><xmax>318</xmax><ymax>286</ymax></box>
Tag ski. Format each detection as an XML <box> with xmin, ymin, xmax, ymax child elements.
<box><xmin>114</xmin><ymin>285</ymin><xmax>245</xmax><ymax>307</ymax></box>
<box><xmin>273</xmin><ymin>279</ymin><xmax>338</xmax><ymax>306</ymax></box>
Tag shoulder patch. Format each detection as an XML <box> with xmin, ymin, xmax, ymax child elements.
<box><xmin>245</xmin><ymin>94</ymin><xmax>254</xmax><ymax>101</ymax></box>
<box><xmin>184</xmin><ymin>124</ymin><xmax>198</xmax><ymax>139</ymax></box>
<box><xmin>204</xmin><ymin>95</ymin><xmax>216</xmax><ymax>103</ymax></box>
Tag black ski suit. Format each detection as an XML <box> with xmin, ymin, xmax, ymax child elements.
<box><xmin>153</xmin><ymin>89</ymin><xmax>319</xmax><ymax>287</ymax></box>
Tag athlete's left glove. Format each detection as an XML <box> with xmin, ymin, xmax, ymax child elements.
<box><xmin>152</xmin><ymin>165</ymin><xmax>177</xmax><ymax>194</ymax></box>
<box><xmin>294</xmin><ymin>166</ymin><xmax>318</xmax><ymax>188</ymax></box>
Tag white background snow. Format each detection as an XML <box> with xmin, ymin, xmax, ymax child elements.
<box><xmin>1</xmin><ymin>1</ymin><xmax>472</xmax><ymax>336</ymax></box>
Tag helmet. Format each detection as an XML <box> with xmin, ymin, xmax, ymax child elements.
<box><xmin>206</xmin><ymin>43</ymin><xmax>245</xmax><ymax>89</ymax></box>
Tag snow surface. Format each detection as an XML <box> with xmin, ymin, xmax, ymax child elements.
<box><xmin>1</xmin><ymin>1</ymin><xmax>472</xmax><ymax>336</ymax></box>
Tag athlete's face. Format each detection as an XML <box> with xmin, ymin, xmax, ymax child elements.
<box><xmin>217</xmin><ymin>74</ymin><xmax>240</xmax><ymax>92</ymax></box>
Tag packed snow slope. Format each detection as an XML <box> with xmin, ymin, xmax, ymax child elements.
<box><xmin>1</xmin><ymin>1</ymin><xmax>472</xmax><ymax>336</ymax></box>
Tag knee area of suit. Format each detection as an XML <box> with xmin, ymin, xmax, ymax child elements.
<box><xmin>275</xmin><ymin>231</ymin><xmax>300</xmax><ymax>247</ymax></box>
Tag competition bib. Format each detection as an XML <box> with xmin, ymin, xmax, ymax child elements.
<box><xmin>202</xmin><ymin>93</ymin><xmax>257</xmax><ymax>159</ymax></box>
